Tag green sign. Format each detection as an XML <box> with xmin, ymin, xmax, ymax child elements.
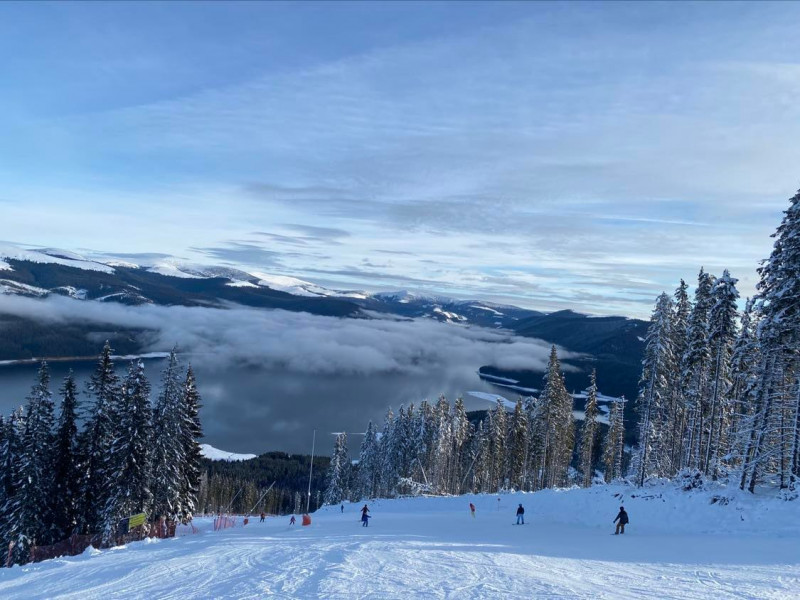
<box><xmin>128</xmin><ymin>513</ymin><xmax>147</xmax><ymax>529</ymax></box>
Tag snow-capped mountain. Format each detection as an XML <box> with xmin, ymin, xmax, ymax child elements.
<box><xmin>0</xmin><ymin>242</ymin><xmax>647</xmax><ymax>400</ymax></box>
<box><xmin>199</xmin><ymin>444</ymin><xmax>257</xmax><ymax>462</ymax></box>
<box><xmin>0</xmin><ymin>243</ymin><xmax>532</xmax><ymax>327</ymax></box>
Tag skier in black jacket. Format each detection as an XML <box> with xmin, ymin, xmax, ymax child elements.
<box><xmin>516</xmin><ymin>504</ymin><xmax>525</xmax><ymax>525</ymax></box>
<box><xmin>613</xmin><ymin>507</ymin><xmax>629</xmax><ymax>535</ymax></box>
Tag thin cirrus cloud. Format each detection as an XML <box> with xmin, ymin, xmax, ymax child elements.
<box><xmin>0</xmin><ymin>3</ymin><xmax>798</xmax><ymax>317</ymax></box>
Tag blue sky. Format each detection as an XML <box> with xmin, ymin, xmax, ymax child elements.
<box><xmin>1</xmin><ymin>1</ymin><xmax>799</xmax><ymax>317</ymax></box>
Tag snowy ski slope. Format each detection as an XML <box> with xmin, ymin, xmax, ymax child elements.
<box><xmin>1</xmin><ymin>484</ymin><xmax>798</xmax><ymax>599</ymax></box>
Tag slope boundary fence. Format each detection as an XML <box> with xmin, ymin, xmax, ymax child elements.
<box><xmin>10</xmin><ymin>521</ymin><xmax>179</xmax><ymax>567</ymax></box>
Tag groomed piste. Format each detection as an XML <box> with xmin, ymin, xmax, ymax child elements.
<box><xmin>1</xmin><ymin>483</ymin><xmax>798</xmax><ymax>599</ymax></box>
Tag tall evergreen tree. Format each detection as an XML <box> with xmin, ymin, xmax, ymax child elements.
<box><xmin>634</xmin><ymin>293</ymin><xmax>676</xmax><ymax>484</ymax></box>
<box><xmin>705</xmin><ymin>270</ymin><xmax>739</xmax><ymax>477</ymax></box>
<box><xmin>449</xmin><ymin>397</ymin><xmax>471</xmax><ymax>494</ymax></box>
<box><xmin>489</xmin><ymin>399</ymin><xmax>508</xmax><ymax>491</ymax></box>
<box><xmin>324</xmin><ymin>433</ymin><xmax>350</xmax><ymax>504</ymax></box>
<box><xmin>179</xmin><ymin>366</ymin><xmax>203</xmax><ymax>520</ymax></box>
<box><xmin>80</xmin><ymin>342</ymin><xmax>122</xmax><ymax>533</ymax></box>
<box><xmin>355</xmin><ymin>421</ymin><xmax>379</xmax><ymax>500</ymax></box>
<box><xmin>531</xmin><ymin>347</ymin><xmax>574</xmax><ymax>489</ymax></box>
<box><xmin>579</xmin><ymin>370</ymin><xmax>600</xmax><ymax>487</ymax></box>
<box><xmin>0</xmin><ymin>410</ymin><xmax>23</xmax><ymax>549</ymax></box>
<box><xmin>102</xmin><ymin>361</ymin><xmax>153</xmax><ymax>542</ymax></box>
<box><xmin>741</xmin><ymin>189</ymin><xmax>800</xmax><ymax>491</ymax></box>
<box><xmin>52</xmin><ymin>372</ymin><xmax>81</xmax><ymax>539</ymax></box>
<box><xmin>376</xmin><ymin>407</ymin><xmax>397</xmax><ymax>497</ymax></box>
<box><xmin>431</xmin><ymin>396</ymin><xmax>453</xmax><ymax>493</ymax></box>
<box><xmin>668</xmin><ymin>279</ymin><xmax>692</xmax><ymax>471</ymax></box>
<box><xmin>602</xmin><ymin>397</ymin><xmax>625</xmax><ymax>481</ymax></box>
<box><xmin>508</xmin><ymin>398</ymin><xmax>529</xmax><ymax>490</ymax></box>
<box><xmin>151</xmin><ymin>348</ymin><xmax>185</xmax><ymax>520</ymax></box>
<box><xmin>682</xmin><ymin>269</ymin><xmax>715</xmax><ymax>469</ymax></box>
<box><xmin>9</xmin><ymin>363</ymin><xmax>57</xmax><ymax>560</ymax></box>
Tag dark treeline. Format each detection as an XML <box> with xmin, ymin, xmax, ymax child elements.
<box><xmin>198</xmin><ymin>453</ymin><xmax>329</xmax><ymax>515</ymax></box>
<box><xmin>0</xmin><ymin>344</ymin><xmax>203</xmax><ymax>565</ymax></box>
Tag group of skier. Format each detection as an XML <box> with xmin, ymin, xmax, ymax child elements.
<box><xmin>336</xmin><ymin>502</ymin><xmax>629</xmax><ymax>535</ymax></box>
<box><xmin>467</xmin><ymin>501</ymin><xmax>628</xmax><ymax>534</ymax></box>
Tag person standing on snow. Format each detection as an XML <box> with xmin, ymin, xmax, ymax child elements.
<box><xmin>260</xmin><ymin>512</ymin><xmax>266</xmax><ymax>523</ymax></box>
<box><xmin>341</xmin><ymin>504</ymin><xmax>344</xmax><ymax>513</ymax></box>
<box><xmin>613</xmin><ymin>506</ymin><xmax>629</xmax><ymax>535</ymax></box>
<box><xmin>516</xmin><ymin>504</ymin><xmax>525</xmax><ymax>525</ymax></box>
<box><xmin>289</xmin><ymin>515</ymin><xmax>296</xmax><ymax>525</ymax></box>
<box><xmin>469</xmin><ymin>502</ymin><xmax>476</xmax><ymax>518</ymax></box>
<box><xmin>361</xmin><ymin>504</ymin><xmax>371</xmax><ymax>527</ymax></box>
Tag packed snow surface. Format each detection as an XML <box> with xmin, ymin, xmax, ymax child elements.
<box><xmin>2</xmin><ymin>483</ymin><xmax>797</xmax><ymax>599</ymax></box>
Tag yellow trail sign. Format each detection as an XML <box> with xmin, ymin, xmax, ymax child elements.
<box><xmin>128</xmin><ymin>513</ymin><xmax>147</xmax><ymax>529</ymax></box>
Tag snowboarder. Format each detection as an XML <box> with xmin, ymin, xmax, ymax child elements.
<box><xmin>516</xmin><ymin>504</ymin><xmax>525</xmax><ymax>525</ymax></box>
<box><xmin>613</xmin><ymin>506</ymin><xmax>629</xmax><ymax>535</ymax></box>
<box><xmin>289</xmin><ymin>515</ymin><xmax>296</xmax><ymax>525</ymax></box>
<box><xmin>361</xmin><ymin>504</ymin><xmax>370</xmax><ymax>527</ymax></box>
<box><xmin>469</xmin><ymin>502</ymin><xmax>476</xmax><ymax>518</ymax></box>
<box><xmin>260</xmin><ymin>512</ymin><xmax>266</xmax><ymax>523</ymax></box>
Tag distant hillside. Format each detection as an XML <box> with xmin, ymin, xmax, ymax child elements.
<box><xmin>1</xmin><ymin>259</ymin><xmax>360</xmax><ymax>315</ymax></box>
<box><xmin>200</xmin><ymin>451</ymin><xmax>330</xmax><ymax>515</ymax></box>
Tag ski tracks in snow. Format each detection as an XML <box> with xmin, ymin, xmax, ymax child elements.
<box><xmin>1</xmin><ymin>497</ymin><xmax>798</xmax><ymax>600</ymax></box>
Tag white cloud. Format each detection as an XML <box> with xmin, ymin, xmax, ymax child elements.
<box><xmin>0</xmin><ymin>295</ymin><xmax>568</xmax><ymax>376</ymax></box>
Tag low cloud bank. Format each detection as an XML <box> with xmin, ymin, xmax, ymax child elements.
<box><xmin>0</xmin><ymin>295</ymin><xmax>573</xmax><ymax>377</ymax></box>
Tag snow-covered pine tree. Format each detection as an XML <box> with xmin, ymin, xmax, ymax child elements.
<box><xmin>634</xmin><ymin>293</ymin><xmax>676</xmax><ymax>485</ymax></box>
<box><xmin>8</xmin><ymin>363</ymin><xmax>57</xmax><ymax>560</ymax></box>
<box><xmin>448</xmin><ymin>397</ymin><xmax>471</xmax><ymax>495</ymax></box>
<box><xmin>324</xmin><ymin>432</ymin><xmax>350</xmax><ymax>505</ymax></box>
<box><xmin>705</xmin><ymin>270</ymin><xmax>739</xmax><ymax>478</ymax></box>
<box><xmin>682</xmin><ymin>269</ymin><xmax>715</xmax><ymax>470</ymax></box>
<box><xmin>667</xmin><ymin>280</ymin><xmax>691</xmax><ymax>472</ymax></box>
<box><xmin>508</xmin><ymin>398</ymin><xmax>529</xmax><ymax>490</ymax></box>
<box><xmin>79</xmin><ymin>342</ymin><xmax>122</xmax><ymax>534</ymax></box>
<box><xmin>0</xmin><ymin>411</ymin><xmax>23</xmax><ymax>549</ymax></box>
<box><xmin>728</xmin><ymin>299</ymin><xmax>761</xmax><ymax>479</ymax></box>
<box><xmin>741</xmin><ymin>189</ymin><xmax>800</xmax><ymax>491</ymax></box>
<box><xmin>102</xmin><ymin>361</ymin><xmax>153</xmax><ymax>543</ymax></box>
<box><xmin>470</xmin><ymin>418</ymin><xmax>491</xmax><ymax>493</ymax></box>
<box><xmin>412</xmin><ymin>402</ymin><xmax>434</xmax><ymax>487</ymax></box>
<box><xmin>151</xmin><ymin>348</ymin><xmax>185</xmax><ymax>521</ymax></box>
<box><xmin>179</xmin><ymin>366</ymin><xmax>203</xmax><ymax>521</ymax></box>
<box><xmin>532</xmin><ymin>346</ymin><xmax>574</xmax><ymax>489</ymax></box>
<box><xmin>601</xmin><ymin>396</ymin><xmax>626</xmax><ymax>482</ymax></box>
<box><xmin>579</xmin><ymin>370</ymin><xmax>599</xmax><ymax>487</ymax></box>
<box><xmin>355</xmin><ymin>421</ymin><xmax>379</xmax><ymax>500</ymax></box>
<box><xmin>0</xmin><ymin>416</ymin><xmax>6</xmax><ymax>540</ymax></box>
<box><xmin>431</xmin><ymin>396</ymin><xmax>452</xmax><ymax>493</ymax></box>
<box><xmin>376</xmin><ymin>407</ymin><xmax>397</xmax><ymax>497</ymax></box>
<box><xmin>523</xmin><ymin>395</ymin><xmax>538</xmax><ymax>490</ymax></box>
<box><xmin>489</xmin><ymin>399</ymin><xmax>508</xmax><ymax>491</ymax></box>
<box><xmin>52</xmin><ymin>372</ymin><xmax>81</xmax><ymax>539</ymax></box>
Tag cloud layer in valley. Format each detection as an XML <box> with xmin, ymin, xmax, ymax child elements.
<box><xmin>0</xmin><ymin>295</ymin><xmax>572</xmax><ymax>452</ymax></box>
<box><xmin>0</xmin><ymin>295</ymin><xmax>565</xmax><ymax>377</ymax></box>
